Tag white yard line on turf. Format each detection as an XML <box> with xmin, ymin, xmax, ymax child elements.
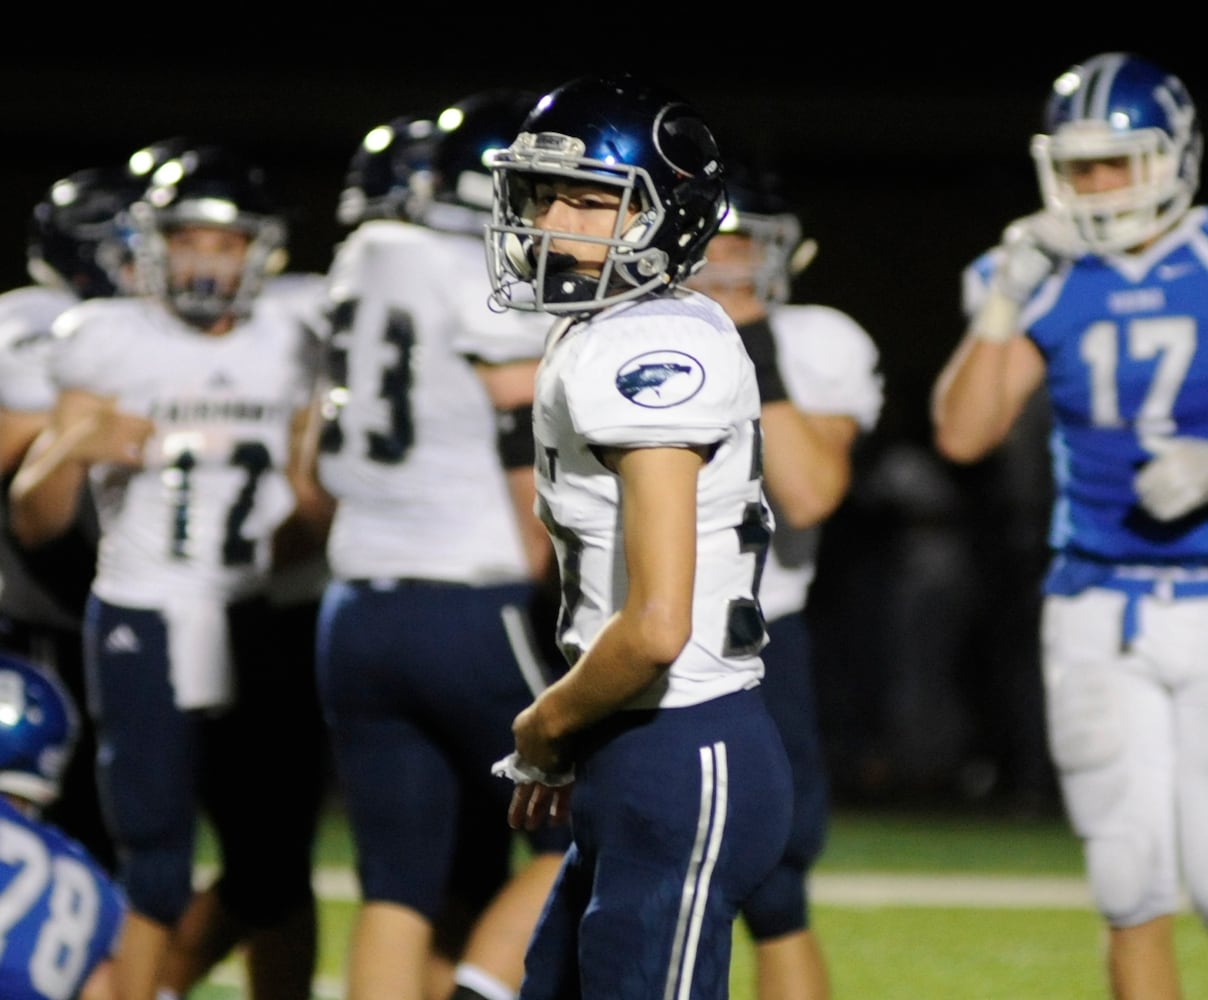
<box><xmin>196</xmin><ymin>863</ymin><xmax>1114</xmax><ymax>908</ymax></box>
<box><xmin>191</xmin><ymin>866</ymin><xmax>1190</xmax><ymax>1000</ymax></box>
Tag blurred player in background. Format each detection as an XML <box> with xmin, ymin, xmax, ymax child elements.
<box><xmin>0</xmin><ymin>651</ymin><xmax>127</xmax><ymax>1000</ymax></box>
<box><xmin>314</xmin><ymin>90</ymin><xmax>569</xmax><ymax>1000</ymax></box>
<box><xmin>0</xmin><ymin>164</ymin><xmax>143</xmax><ymax>874</ymax></box>
<box><xmin>932</xmin><ymin>52</ymin><xmax>1208</xmax><ymax>1000</ymax></box>
<box><xmin>8</xmin><ymin>142</ymin><xmax>327</xmax><ymax>1000</ymax></box>
<box><xmin>147</xmin><ymin>139</ymin><xmax>336</xmax><ymax>1000</ymax></box>
<box><xmin>688</xmin><ymin>155</ymin><xmax>883</xmax><ymax>1000</ymax></box>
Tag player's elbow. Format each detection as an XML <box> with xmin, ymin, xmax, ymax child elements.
<box><xmin>932</xmin><ymin>424</ymin><xmax>996</xmax><ymax>465</ymax></box>
<box><xmin>774</xmin><ymin>474</ymin><xmax>848</xmax><ymax>530</ymax></box>
<box><xmin>632</xmin><ymin>605</ymin><xmax>692</xmax><ymax>667</ymax></box>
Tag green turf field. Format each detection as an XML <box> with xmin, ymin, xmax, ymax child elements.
<box><xmin>192</xmin><ymin>803</ymin><xmax>1208</xmax><ymax>999</ymax></box>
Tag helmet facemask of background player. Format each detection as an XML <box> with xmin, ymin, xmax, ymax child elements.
<box><xmin>485</xmin><ymin>75</ymin><xmax>728</xmax><ymax>315</ymax></box>
<box><xmin>686</xmin><ymin>157</ymin><xmax>817</xmax><ymax>307</ymax></box>
<box><xmin>128</xmin><ymin>144</ymin><xmax>288</xmax><ymax>329</ymax></box>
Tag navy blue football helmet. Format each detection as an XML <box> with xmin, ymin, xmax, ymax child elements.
<box><xmin>130</xmin><ymin>143</ymin><xmax>288</xmax><ymax>327</ymax></box>
<box><xmin>0</xmin><ymin>653</ymin><xmax>78</xmax><ymax>809</ymax></box>
<box><xmin>691</xmin><ymin>156</ymin><xmax>809</xmax><ymax>304</ymax></box>
<box><xmin>336</xmin><ymin>116</ymin><xmax>438</xmax><ymax>227</ymax></box>
<box><xmin>485</xmin><ymin>74</ymin><xmax>728</xmax><ymax>314</ymax></box>
<box><xmin>126</xmin><ymin>135</ymin><xmax>198</xmax><ymax>188</ymax></box>
<box><xmin>420</xmin><ymin>89</ymin><xmax>539</xmax><ymax>234</ymax></box>
<box><xmin>27</xmin><ymin>165</ymin><xmax>143</xmax><ymax>299</ymax></box>
<box><xmin>1031</xmin><ymin>52</ymin><xmax>1202</xmax><ymax>254</ymax></box>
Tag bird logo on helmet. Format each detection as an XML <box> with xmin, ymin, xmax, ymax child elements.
<box><xmin>485</xmin><ymin>74</ymin><xmax>728</xmax><ymax>314</ymax></box>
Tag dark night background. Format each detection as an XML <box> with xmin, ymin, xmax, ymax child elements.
<box><xmin>2</xmin><ymin>28</ymin><xmax>1202</xmax><ymax>807</ymax></box>
<box><xmin>4</xmin><ymin>30</ymin><xmax>1204</xmax><ymax>445</ymax></box>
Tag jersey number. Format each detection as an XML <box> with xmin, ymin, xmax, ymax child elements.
<box><xmin>0</xmin><ymin>819</ymin><xmax>100</xmax><ymax>1000</ymax></box>
<box><xmin>320</xmin><ymin>299</ymin><xmax>416</xmax><ymax>463</ymax></box>
<box><xmin>1080</xmin><ymin>316</ymin><xmax>1194</xmax><ymax>434</ymax></box>
<box><xmin>725</xmin><ymin>419</ymin><xmax>772</xmax><ymax>656</ymax></box>
<box><xmin>166</xmin><ymin>442</ymin><xmax>271</xmax><ymax>565</ymax></box>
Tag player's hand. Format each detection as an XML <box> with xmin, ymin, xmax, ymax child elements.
<box><xmin>1135</xmin><ymin>435</ymin><xmax>1208</xmax><ymax>521</ymax></box>
<box><xmin>506</xmin><ymin>780</ymin><xmax>573</xmax><ymax>832</ymax></box>
<box><xmin>512</xmin><ymin>697</ymin><xmax>569</xmax><ymax>776</ymax></box>
<box><xmin>492</xmin><ymin>750</ymin><xmax>574</xmax><ymax>831</ymax></box>
<box><xmin>70</xmin><ymin>405</ymin><xmax>154</xmax><ymax>466</ymax></box>
<box><xmin>990</xmin><ymin>212</ymin><xmax>1068</xmax><ymax>304</ymax></box>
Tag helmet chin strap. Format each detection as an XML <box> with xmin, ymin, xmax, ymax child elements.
<box><xmin>541</xmin><ymin>268</ymin><xmax>598</xmax><ymax>305</ymax></box>
<box><xmin>529</xmin><ymin>242</ymin><xmax>592</xmax><ymax>304</ymax></box>
<box><xmin>543</xmin><ymin>249</ymin><xmax>580</xmax><ymax>274</ymax></box>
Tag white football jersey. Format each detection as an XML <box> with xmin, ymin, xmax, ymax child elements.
<box><xmin>760</xmin><ymin>303</ymin><xmax>883</xmax><ymax>621</ymax></box>
<box><xmin>49</xmin><ymin>294</ymin><xmax>318</xmax><ymax>607</ymax></box>
<box><xmin>318</xmin><ymin>220</ymin><xmax>549</xmax><ymax>584</ymax></box>
<box><xmin>0</xmin><ymin>284</ymin><xmax>83</xmax><ymax>629</ymax></box>
<box><xmin>0</xmin><ymin>285</ymin><xmax>77</xmax><ymax>412</ymax></box>
<box><xmin>534</xmin><ymin>290</ymin><xmax>772</xmax><ymax>709</ymax></box>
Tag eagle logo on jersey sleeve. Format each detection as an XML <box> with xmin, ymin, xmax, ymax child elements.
<box><xmin>615</xmin><ymin>350</ymin><xmax>705</xmax><ymax>408</ymax></box>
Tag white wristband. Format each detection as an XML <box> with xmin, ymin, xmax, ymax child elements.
<box><xmin>970</xmin><ymin>287</ymin><xmax>1022</xmax><ymax>343</ymax></box>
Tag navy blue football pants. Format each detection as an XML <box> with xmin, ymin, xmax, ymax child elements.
<box><xmin>315</xmin><ymin>577</ymin><xmax>571</xmax><ymax>922</ymax></box>
<box><xmin>741</xmin><ymin>610</ymin><xmax>828</xmax><ymax>939</ymax></box>
<box><xmin>519</xmin><ymin>687</ymin><xmax>792</xmax><ymax>1000</ymax></box>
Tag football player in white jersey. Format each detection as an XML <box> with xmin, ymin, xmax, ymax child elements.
<box><xmin>0</xmin><ymin>164</ymin><xmax>141</xmax><ymax>876</ymax></box>
<box><xmin>156</xmin><ymin>266</ymin><xmax>334</xmax><ymax>1000</ymax></box>
<box><xmin>8</xmin><ymin>143</ymin><xmax>326</xmax><ymax>1000</ymax></box>
<box><xmin>485</xmin><ymin>74</ymin><xmax>793</xmax><ymax>1000</ymax></box>
<box><xmin>313</xmin><ymin>91</ymin><xmax>571</xmax><ymax>1000</ymax></box>
<box><xmin>932</xmin><ymin>53</ymin><xmax>1208</xmax><ymax>999</ymax></box>
<box><xmin>687</xmin><ymin>158</ymin><xmax>883</xmax><ymax>1000</ymax></box>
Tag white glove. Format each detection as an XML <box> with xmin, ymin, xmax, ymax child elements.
<box><xmin>971</xmin><ymin>212</ymin><xmax>1068</xmax><ymax>343</ymax></box>
<box><xmin>991</xmin><ymin>213</ymin><xmax>1066</xmax><ymax>303</ymax></box>
<box><xmin>1134</xmin><ymin>435</ymin><xmax>1208</xmax><ymax>521</ymax></box>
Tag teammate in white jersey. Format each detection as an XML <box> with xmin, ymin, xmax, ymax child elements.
<box><xmin>8</xmin><ymin>143</ymin><xmax>325</xmax><ymax>1000</ymax></box>
<box><xmin>687</xmin><ymin>158</ymin><xmax>883</xmax><ymax>1000</ymax></box>
<box><xmin>0</xmin><ymin>164</ymin><xmax>141</xmax><ymax>875</ymax></box>
<box><xmin>932</xmin><ymin>53</ymin><xmax>1208</xmax><ymax>999</ymax></box>
<box><xmin>0</xmin><ymin>651</ymin><xmax>127</xmax><ymax>1000</ymax></box>
<box><xmin>314</xmin><ymin>91</ymin><xmax>570</xmax><ymax>1000</ymax></box>
<box><xmin>485</xmin><ymin>74</ymin><xmax>792</xmax><ymax>1000</ymax></box>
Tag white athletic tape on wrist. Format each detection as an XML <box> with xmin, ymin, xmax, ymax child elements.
<box><xmin>491</xmin><ymin>751</ymin><xmax>574</xmax><ymax>787</ymax></box>
<box><xmin>970</xmin><ymin>288</ymin><xmax>1022</xmax><ymax>344</ymax></box>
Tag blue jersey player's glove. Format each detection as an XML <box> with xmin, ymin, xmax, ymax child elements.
<box><xmin>1135</xmin><ymin>435</ymin><xmax>1208</xmax><ymax>521</ymax></box>
<box><xmin>994</xmin><ymin>214</ymin><xmax>1065</xmax><ymax>300</ymax></box>
<box><xmin>972</xmin><ymin>212</ymin><xmax>1068</xmax><ymax>343</ymax></box>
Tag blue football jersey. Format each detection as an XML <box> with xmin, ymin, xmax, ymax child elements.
<box><xmin>0</xmin><ymin>797</ymin><xmax>126</xmax><ymax>1000</ymax></box>
<box><xmin>966</xmin><ymin>206</ymin><xmax>1208</xmax><ymax>564</ymax></box>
